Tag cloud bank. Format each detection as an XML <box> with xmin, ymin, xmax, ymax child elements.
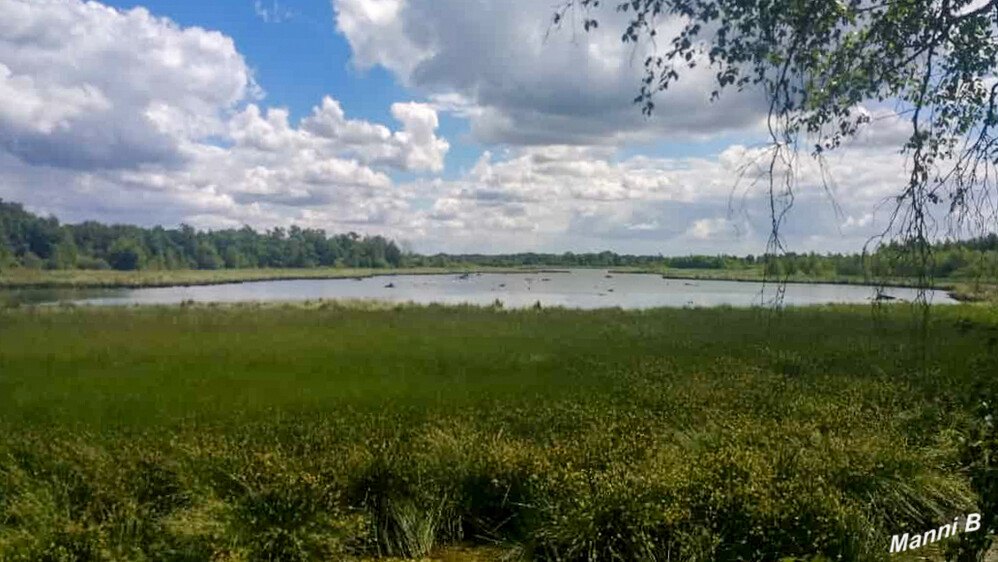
<box><xmin>0</xmin><ymin>0</ymin><xmax>922</xmax><ymax>255</ymax></box>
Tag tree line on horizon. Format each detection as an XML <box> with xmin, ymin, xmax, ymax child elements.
<box><xmin>1</xmin><ymin>198</ymin><xmax>996</xmax><ymax>279</ymax></box>
<box><xmin>0</xmin><ymin>199</ymin><xmax>404</xmax><ymax>271</ymax></box>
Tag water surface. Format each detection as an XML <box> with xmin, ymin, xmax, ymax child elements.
<box><xmin>3</xmin><ymin>269</ymin><xmax>957</xmax><ymax>309</ymax></box>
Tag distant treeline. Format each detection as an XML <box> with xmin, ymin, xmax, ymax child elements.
<box><xmin>432</xmin><ymin>246</ymin><xmax>998</xmax><ymax>279</ymax></box>
<box><xmin>0</xmin><ymin>199</ymin><xmax>403</xmax><ymax>270</ymax></box>
<box><xmin>1</xmin><ymin>198</ymin><xmax>996</xmax><ymax>278</ymax></box>
<box><xmin>656</xmin><ymin>240</ymin><xmax>998</xmax><ymax>279</ymax></box>
<box><xmin>411</xmin><ymin>252</ymin><xmax>665</xmax><ymax>268</ymax></box>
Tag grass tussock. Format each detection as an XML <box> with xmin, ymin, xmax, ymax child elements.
<box><xmin>1</xmin><ymin>304</ymin><xmax>997</xmax><ymax>560</ymax></box>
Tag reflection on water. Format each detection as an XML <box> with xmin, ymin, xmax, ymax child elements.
<box><xmin>2</xmin><ymin>269</ymin><xmax>958</xmax><ymax>309</ymax></box>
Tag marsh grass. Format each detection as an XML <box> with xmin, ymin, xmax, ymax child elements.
<box><xmin>611</xmin><ymin>266</ymin><xmax>998</xmax><ymax>303</ymax></box>
<box><xmin>1</xmin><ymin>303</ymin><xmax>997</xmax><ymax>560</ymax></box>
<box><xmin>0</xmin><ymin>266</ymin><xmax>550</xmax><ymax>290</ymax></box>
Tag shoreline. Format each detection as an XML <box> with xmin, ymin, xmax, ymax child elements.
<box><xmin>0</xmin><ymin>266</ymin><xmax>572</xmax><ymax>291</ymax></box>
<box><xmin>608</xmin><ymin>269</ymin><xmax>990</xmax><ymax>303</ymax></box>
<box><xmin>6</xmin><ymin>298</ymin><xmax>973</xmax><ymax>314</ymax></box>
<box><xmin>2</xmin><ymin>266</ymin><xmax>990</xmax><ymax>303</ymax></box>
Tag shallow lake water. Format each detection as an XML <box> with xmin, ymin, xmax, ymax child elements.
<box><xmin>3</xmin><ymin>269</ymin><xmax>958</xmax><ymax>309</ymax></box>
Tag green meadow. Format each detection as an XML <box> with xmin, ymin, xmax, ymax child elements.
<box><xmin>1</xmin><ymin>302</ymin><xmax>996</xmax><ymax>561</ymax></box>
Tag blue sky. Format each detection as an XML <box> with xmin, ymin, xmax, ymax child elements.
<box><xmin>0</xmin><ymin>0</ymin><xmax>913</xmax><ymax>254</ymax></box>
<box><xmin>104</xmin><ymin>1</ymin><xmax>395</xmax><ymax>121</ymax></box>
<box><xmin>101</xmin><ymin>0</ymin><xmax>481</xmax><ymax>181</ymax></box>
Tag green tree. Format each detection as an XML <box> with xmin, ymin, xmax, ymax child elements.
<box><xmin>385</xmin><ymin>241</ymin><xmax>402</xmax><ymax>267</ymax></box>
<box><xmin>107</xmin><ymin>238</ymin><xmax>147</xmax><ymax>271</ymax></box>
<box><xmin>224</xmin><ymin>246</ymin><xmax>246</xmax><ymax>269</ymax></box>
<box><xmin>195</xmin><ymin>241</ymin><xmax>224</xmax><ymax>270</ymax></box>
<box><xmin>176</xmin><ymin>224</ymin><xmax>197</xmax><ymax>262</ymax></box>
<box><xmin>764</xmin><ymin>257</ymin><xmax>784</xmax><ymax>278</ymax></box>
<box><xmin>0</xmin><ymin>226</ymin><xmax>13</xmax><ymax>270</ymax></box>
<box><xmin>49</xmin><ymin>231</ymin><xmax>79</xmax><ymax>269</ymax></box>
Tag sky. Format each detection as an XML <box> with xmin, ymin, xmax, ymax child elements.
<box><xmin>0</xmin><ymin>0</ymin><xmax>923</xmax><ymax>255</ymax></box>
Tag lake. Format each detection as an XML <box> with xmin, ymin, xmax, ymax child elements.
<box><xmin>2</xmin><ymin>269</ymin><xmax>958</xmax><ymax>308</ymax></box>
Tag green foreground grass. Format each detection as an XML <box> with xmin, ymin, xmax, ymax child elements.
<box><xmin>1</xmin><ymin>302</ymin><xmax>997</xmax><ymax>561</ymax></box>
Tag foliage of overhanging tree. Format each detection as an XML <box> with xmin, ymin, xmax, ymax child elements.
<box><xmin>552</xmin><ymin>0</ymin><xmax>998</xmax><ymax>294</ymax></box>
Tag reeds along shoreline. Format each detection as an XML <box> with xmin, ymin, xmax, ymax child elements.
<box><xmin>611</xmin><ymin>267</ymin><xmax>995</xmax><ymax>303</ymax></box>
<box><xmin>0</xmin><ymin>266</ymin><xmax>571</xmax><ymax>289</ymax></box>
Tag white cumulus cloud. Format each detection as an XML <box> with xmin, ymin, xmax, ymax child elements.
<box><xmin>0</xmin><ymin>0</ymin><xmax>933</xmax><ymax>257</ymax></box>
<box><xmin>334</xmin><ymin>0</ymin><xmax>769</xmax><ymax>146</ymax></box>
<box><xmin>0</xmin><ymin>0</ymin><xmax>259</xmax><ymax>169</ymax></box>
<box><xmin>0</xmin><ymin>0</ymin><xmax>448</xmax><ymax>241</ymax></box>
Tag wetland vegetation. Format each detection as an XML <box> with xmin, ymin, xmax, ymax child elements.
<box><xmin>1</xmin><ymin>302</ymin><xmax>996</xmax><ymax>560</ymax></box>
